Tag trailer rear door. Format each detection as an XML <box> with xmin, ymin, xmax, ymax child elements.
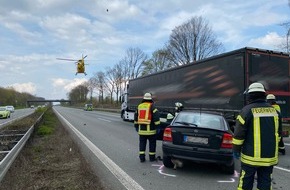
<box><xmin>247</xmin><ymin>50</ymin><xmax>290</xmax><ymax>120</ymax></box>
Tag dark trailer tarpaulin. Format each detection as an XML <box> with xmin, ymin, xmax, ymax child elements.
<box><xmin>127</xmin><ymin>47</ymin><xmax>290</xmax><ymax>120</ymax></box>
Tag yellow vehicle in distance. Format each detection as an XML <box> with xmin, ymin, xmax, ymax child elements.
<box><xmin>84</xmin><ymin>104</ymin><xmax>93</xmax><ymax>111</ymax></box>
<box><xmin>0</xmin><ymin>106</ymin><xmax>11</xmax><ymax>119</ymax></box>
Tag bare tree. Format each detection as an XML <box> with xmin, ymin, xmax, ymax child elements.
<box><xmin>105</xmin><ymin>67</ymin><xmax>115</xmax><ymax>104</ymax></box>
<box><xmin>93</xmin><ymin>71</ymin><xmax>106</xmax><ymax>104</ymax></box>
<box><xmin>166</xmin><ymin>16</ymin><xmax>224</xmax><ymax>65</ymax></box>
<box><xmin>121</xmin><ymin>47</ymin><xmax>148</xmax><ymax>79</ymax></box>
<box><xmin>280</xmin><ymin>1</ymin><xmax>290</xmax><ymax>52</ymax></box>
<box><xmin>106</xmin><ymin>62</ymin><xmax>125</xmax><ymax>104</ymax></box>
<box><xmin>142</xmin><ymin>49</ymin><xmax>174</xmax><ymax>75</ymax></box>
<box><xmin>86</xmin><ymin>77</ymin><xmax>98</xmax><ymax>103</ymax></box>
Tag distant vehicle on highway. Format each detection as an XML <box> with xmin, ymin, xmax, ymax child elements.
<box><xmin>0</xmin><ymin>106</ymin><xmax>11</xmax><ymax>119</ymax></box>
<box><xmin>6</xmin><ymin>105</ymin><xmax>15</xmax><ymax>113</ymax></box>
<box><xmin>84</xmin><ymin>104</ymin><xmax>93</xmax><ymax>111</ymax></box>
<box><xmin>162</xmin><ymin>110</ymin><xmax>234</xmax><ymax>174</ymax></box>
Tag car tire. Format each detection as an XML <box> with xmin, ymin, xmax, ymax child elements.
<box><xmin>163</xmin><ymin>155</ymin><xmax>174</xmax><ymax>168</ymax></box>
<box><xmin>222</xmin><ymin>161</ymin><xmax>235</xmax><ymax>175</ymax></box>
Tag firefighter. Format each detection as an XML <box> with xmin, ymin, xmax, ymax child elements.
<box><xmin>233</xmin><ymin>82</ymin><xmax>282</xmax><ymax>190</ymax></box>
<box><xmin>134</xmin><ymin>93</ymin><xmax>160</xmax><ymax>162</ymax></box>
<box><xmin>175</xmin><ymin>102</ymin><xmax>184</xmax><ymax>116</ymax></box>
<box><xmin>266</xmin><ymin>94</ymin><xmax>286</xmax><ymax>155</ymax></box>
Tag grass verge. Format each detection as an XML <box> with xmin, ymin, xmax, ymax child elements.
<box><xmin>0</xmin><ymin>107</ymin><xmax>105</xmax><ymax>190</ymax></box>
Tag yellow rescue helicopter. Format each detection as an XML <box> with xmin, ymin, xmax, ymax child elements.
<box><xmin>57</xmin><ymin>55</ymin><xmax>88</xmax><ymax>75</ymax></box>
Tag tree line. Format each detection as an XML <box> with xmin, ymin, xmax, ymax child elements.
<box><xmin>67</xmin><ymin>15</ymin><xmax>290</xmax><ymax>107</ymax></box>
<box><xmin>0</xmin><ymin>87</ymin><xmax>44</xmax><ymax>108</ymax></box>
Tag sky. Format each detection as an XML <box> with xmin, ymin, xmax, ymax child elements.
<box><xmin>0</xmin><ymin>0</ymin><xmax>289</xmax><ymax>100</ymax></box>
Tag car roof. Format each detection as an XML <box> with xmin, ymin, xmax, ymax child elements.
<box><xmin>180</xmin><ymin>110</ymin><xmax>224</xmax><ymax>116</ymax></box>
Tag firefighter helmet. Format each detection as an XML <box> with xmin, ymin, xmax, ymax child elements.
<box><xmin>246</xmin><ymin>82</ymin><xmax>265</xmax><ymax>93</ymax></box>
<box><xmin>175</xmin><ymin>102</ymin><xmax>183</xmax><ymax>108</ymax></box>
<box><xmin>167</xmin><ymin>113</ymin><xmax>174</xmax><ymax>120</ymax></box>
<box><xmin>266</xmin><ymin>94</ymin><xmax>276</xmax><ymax>100</ymax></box>
<box><xmin>143</xmin><ymin>92</ymin><xmax>152</xmax><ymax>100</ymax></box>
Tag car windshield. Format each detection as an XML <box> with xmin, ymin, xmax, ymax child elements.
<box><xmin>0</xmin><ymin>107</ymin><xmax>6</xmax><ymax>111</ymax></box>
<box><xmin>173</xmin><ymin>112</ymin><xmax>225</xmax><ymax>130</ymax></box>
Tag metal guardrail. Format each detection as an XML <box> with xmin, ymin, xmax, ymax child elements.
<box><xmin>0</xmin><ymin>113</ymin><xmax>44</xmax><ymax>182</ymax></box>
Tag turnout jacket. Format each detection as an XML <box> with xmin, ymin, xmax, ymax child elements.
<box><xmin>233</xmin><ymin>99</ymin><xmax>282</xmax><ymax>166</ymax></box>
<box><xmin>134</xmin><ymin>101</ymin><xmax>160</xmax><ymax>135</ymax></box>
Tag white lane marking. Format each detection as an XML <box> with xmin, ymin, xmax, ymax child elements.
<box><xmin>97</xmin><ymin>118</ymin><xmax>111</xmax><ymax>122</ymax></box>
<box><xmin>274</xmin><ymin>166</ymin><xmax>290</xmax><ymax>173</ymax></box>
<box><xmin>152</xmin><ymin>164</ymin><xmax>176</xmax><ymax>177</ymax></box>
<box><xmin>217</xmin><ymin>178</ymin><xmax>235</xmax><ymax>183</ymax></box>
<box><xmin>55</xmin><ymin>109</ymin><xmax>144</xmax><ymax>190</ymax></box>
<box><xmin>217</xmin><ymin>170</ymin><xmax>239</xmax><ymax>183</ymax></box>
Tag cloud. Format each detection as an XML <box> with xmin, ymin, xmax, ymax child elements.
<box><xmin>248</xmin><ymin>32</ymin><xmax>284</xmax><ymax>49</ymax></box>
<box><xmin>0</xmin><ymin>0</ymin><xmax>289</xmax><ymax>100</ymax></box>
<box><xmin>51</xmin><ymin>78</ymin><xmax>88</xmax><ymax>99</ymax></box>
<box><xmin>10</xmin><ymin>82</ymin><xmax>36</xmax><ymax>95</ymax></box>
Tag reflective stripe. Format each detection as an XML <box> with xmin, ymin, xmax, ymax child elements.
<box><xmin>139</xmin><ymin>151</ymin><xmax>145</xmax><ymax>154</ymax></box>
<box><xmin>274</xmin><ymin>115</ymin><xmax>279</xmax><ymax>158</ymax></box>
<box><xmin>273</xmin><ymin>104</ymin><xmax>281</xmax><ymax>112</ymax></box>
<box><xmin>149</xmin><ymin>152</ymin><xmax>155</xmax><ymax>155</ymax></box>
<box><xmin>237</xmin><ymin>170</ymin><xmax>245</xmax><ymax>190</ymax></box>
<box><xmin>237</xmin><ymin>115</ymin><xmax>245</xmax><ymax>125</ymax></box>
<box><xmin>233</xmin><ymin>138</ymin><xmax>244</xmax><ymax>145</ymax></box>
<box><xmin>139</xmin><ymin>129</ymin><xmax>156</xmax><ymax>135</ymax></box>
<box><xmin>253</xmin><ymin>116</ymin><xmax>261</xmax><ymax>158</ymax></box>
<box><xmin>241</xmin><ymin>153</ymin><xmax>278</xmax><ymax>166</ymax></box>
<box><xmin>154</xmin><ymin>121</ymin><xmax>160</xmax><ymax>125</ymax></box>
<box><xmin>251</xmin><ymin>107</ymin><xmax>278</xmax><ymax>117</ymax></box>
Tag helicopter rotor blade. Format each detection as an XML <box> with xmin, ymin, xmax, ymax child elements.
<box><xmin>83</xmin><ymin>55</ymin><xmax>87</xmax><ymax>59</ymax></box>
<box><xmin>56</xmin><ymin>58</ymin><xmax>77</xmax><ymax>61</ymax></box>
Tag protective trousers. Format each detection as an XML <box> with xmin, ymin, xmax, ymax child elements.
<box><xmin>237</xmin><ymin>163</ymin><xmax>273</xmax><ymax>190</ymax></box>
<box><xmin>279</xmin><ymin>137</ymin><xmax>285</xmax><ymax>155</ymax></box>
<box><xmin>139</xmin><ymin>135</ymin><xmax>156</xmax><ymax>161</ymax></box>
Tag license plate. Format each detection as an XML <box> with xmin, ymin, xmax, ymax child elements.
<box><xmin>184</xmin><ymin>136</ymin><xmax>208</xmax><ymax>144</ymax></box>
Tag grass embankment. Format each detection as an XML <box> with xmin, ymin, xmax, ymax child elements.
<box><xmin>0</xmin><ymin>107</ymin><xmax>105</xmax><ymax>190</ymax></box>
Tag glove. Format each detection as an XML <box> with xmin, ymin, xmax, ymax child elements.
<box><xmin>233</xmin><ymin>152</ymin><xmax>241</xmax><ymax>159</ymax></box>
<box><xmin>135</xmin><ymin>126</ymin><xmax>138</xmax><ymax>132</ymax></box>
<box><xmin>157</xmin><ymin>128</ymin><xmax>160</xmax><ymax>134</ymax></box>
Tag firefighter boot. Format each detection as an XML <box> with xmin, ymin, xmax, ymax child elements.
<box><xmin>149</xmin><ymin>155</ymin><xmax>156</xmax><ymax>162</ymax></box>
<box><xmin>279</xmin><ymin>148</ymin><xmax>285</xmax><ymax>155</ymax></box>
<box><xmin>139</xmin><ymin>154</ymin><xmax>146</xmax><ymax>162</ymax></box>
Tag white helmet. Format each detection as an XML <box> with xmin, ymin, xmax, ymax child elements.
<box><xmin>175</xmin><ymin>102</ymin><xmax>183</xmax><ymax>108</ymax></box>
<box><xmin>167</xmin><ymin>113</ymin><xmax>174</xmax><ymax>120</ymax></box>
<box><xmin>266</xmin><ymin>94</ymin><xmax>276</xmax><ymax>100</ymax></box>
<box><xmin>143</xmin><ymin>92</ymin><xmax>152</xmax><ymax>100</ymax></box>
<box><xmin>246</xmin><ymin>82</ymin><xmax>265</xmax><ymax>93</ymax></box>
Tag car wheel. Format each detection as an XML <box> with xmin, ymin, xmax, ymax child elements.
<box><xmin>222</xmin><ymin>161</ymin><xmax>235</xmax><ymax>175</ymax></box>
<box><xmin>163</xmin><ymin>155</ymin><xmax>174</xmax><ymax>168</ymax></box>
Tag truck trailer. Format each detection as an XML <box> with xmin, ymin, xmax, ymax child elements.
<box><xmin>121</xmin><ymin>47</ymin><xmax>290</xmax><ymax>123</ymax></box>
